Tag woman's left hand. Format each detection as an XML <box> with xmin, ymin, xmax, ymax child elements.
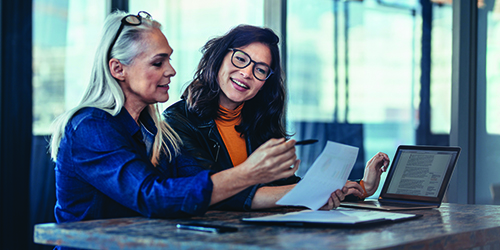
<box><xmin>362</xmin><ymin>152</ymin><xmax>390</xmax><ymax>196</ymax></box>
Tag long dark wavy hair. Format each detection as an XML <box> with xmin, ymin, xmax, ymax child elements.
<box><xmin>183</xmin><ymin>24</ymin><xmax>289</xmax><ymax>143</ymax></box>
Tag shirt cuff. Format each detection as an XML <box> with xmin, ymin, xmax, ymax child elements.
<box><xmin>208</xmin><ymin>184</ymin><xmax>261</xmax><ymax>211</ymax></box>
<box><xmin>180</xmin><ymin>170</ymin><xmax>214</xmax><ymax>215</ymax></box>
<box><xmin>359</xmin><ymin>180</ymin><xmax>369</xmax><ymax>199</ymax></box>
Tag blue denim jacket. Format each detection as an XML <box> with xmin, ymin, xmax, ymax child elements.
<box><xmin>54</xmin><ymin>107</ymin><xmax>216</xmax><ymax>223</ymax></box>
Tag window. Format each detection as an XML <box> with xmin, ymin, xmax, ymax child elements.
<box><xmin>285</xmin><ymin>0</ymin><xmax>453</xmax><ymax>197</ymax></box>
<box><xmin>485</xmin><ymin>2</ymin><xmax>500</xmax><ymax>135</ymax></box>
<box><xmin>475</xmin><ymin>2</ymin><xmax>500</xmax><ymax>204</ymax></box>
<box><xmin>431</xmin><ymin>5</ymin><xmax>452</xmax><ymax>134</ymax></box>
<box><xmin>286</xmin><ymin>1</ymin><xmax>421</xmax><ymax>153</ymax></box>
<box><xmin>33</xmin><ymin>0</ymin><xmax>107</xmax><ymax>135</ymax></box>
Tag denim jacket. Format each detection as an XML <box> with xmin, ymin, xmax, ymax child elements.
<box><xmin>54</xmin><ymin>107</ymin><xmax>214</xmax><ymax>223</ymax></box>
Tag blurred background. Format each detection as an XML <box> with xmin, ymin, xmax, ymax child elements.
<box><xmin>1</xmin><ymin>0</ymin><xmax>499</xmax><ymax>249</ymax></box>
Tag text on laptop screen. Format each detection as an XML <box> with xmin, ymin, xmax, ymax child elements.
<box><xmin>386</xmin><ymin>149</ymin><xmax>457</xmax><ymax>197</ymax></box>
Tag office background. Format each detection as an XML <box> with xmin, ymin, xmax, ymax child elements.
<box><xmin>1</xmin><ymin>0</ymin><xmax>499</xmax><ymax>249</ymax></box>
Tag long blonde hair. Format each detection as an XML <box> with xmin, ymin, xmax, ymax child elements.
<box><xmin>50</xmin><ymin>11</ymin><xmax>180</xmax><ymax>165</ymax></box>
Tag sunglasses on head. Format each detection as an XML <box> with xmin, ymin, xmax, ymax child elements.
<box><xmin>107</xmin><ymin>11</ymin><xmax>152</xmax><ymax>61</ymax></box>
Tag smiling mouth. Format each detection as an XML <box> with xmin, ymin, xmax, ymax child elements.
<box><xmin>231</xmin><ymin>78</ymin><xmax>249</xmax><ymax>89</ymax></box>
<box><xmin>158</xmin><ymin>84</ymin><xmax>169</xmax><ymax>88</ymax></box>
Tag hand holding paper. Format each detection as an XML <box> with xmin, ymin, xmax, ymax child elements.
<box><xmin>276</xmin><ymin>141</ymin><xmax>358</xmax><ymax>210</ymax></box>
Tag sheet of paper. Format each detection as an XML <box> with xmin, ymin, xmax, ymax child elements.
<box><xmin>242</xmin><ymin>209</ymin><xmax>417</xmax><ymax>224</ymax></box>
<box><xmin>276</xmin><ymin>141</ymin><xmax>358</xmax><ymax>210</ymax></box>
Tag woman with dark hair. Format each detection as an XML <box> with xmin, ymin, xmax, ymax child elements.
<box><xmin>164</xmin><ymin>25</ymin><xmax>389</xmax><ymax>210</ymax></box>
<box><xmin>182</xmin><ymin>25</ymin><xmax>287</xmax><ymax>147</ymax></box>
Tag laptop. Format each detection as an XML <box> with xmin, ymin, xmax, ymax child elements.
<box><xmin>341</xmin><ymin>145</ymin><xmax>461</xmax><ymax>211</ymax></box>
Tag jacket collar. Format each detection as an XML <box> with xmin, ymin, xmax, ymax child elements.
<box><xmin>116</xmin><ymin>107</ymin><xmax>157</xmax><ymax>137</ymax></box>
<box><xmin>179</xmin><ymin>99</ymin><xmax>256</xmax><ymax>156</ymax></box>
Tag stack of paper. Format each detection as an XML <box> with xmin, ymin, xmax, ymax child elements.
<box><xmin>242</xmin><ymin>208</ymin><xmax>421</xmax><ymax>226</ymax></box>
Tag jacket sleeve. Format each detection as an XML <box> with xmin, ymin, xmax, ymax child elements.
<box><xmin>164</xmin><ymin>149</ymin><xmax>262</xmax><ymax>211</ymax></box>
<box><xmin>209</xmin><ymin>185</ymin><xmax>261</xmax><ymax>211</ymax></box>
<box><xmin>69</xmin><ymin>115</ymin><xmax>213</xmax><ymax>218</ymax></box>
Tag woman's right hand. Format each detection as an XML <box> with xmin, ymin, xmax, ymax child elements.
<box><xmin>319</xmin><ymin>186</ymin><xmax>349</xmax><ymax>210</ymax></box>
<box><xmin>237</xmin><ymin>138</ymin><xmax>299</xmax><ymax>185</ymax></box>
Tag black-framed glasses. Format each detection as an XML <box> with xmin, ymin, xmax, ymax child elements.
<box><xmin>229</xmin><ymin>48</ymin><xmax>274</xmax><ymax>81</ymax></box>
<box><xmin>107</xmin><ymin>11</ymin><xmax>152</xmax><ymax>60</ymax></box>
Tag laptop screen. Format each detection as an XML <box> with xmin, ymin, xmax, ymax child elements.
<box><xmin>379</xmin><ymin>145</ymin><xmax>461</xmax><ymax>203</ymax></box>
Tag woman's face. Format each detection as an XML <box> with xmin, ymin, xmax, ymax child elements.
<box><xmin>120</xmin><ymin>28</ymin><xmax>176</xmax><ymax>111</ymax></box>
<box><xmin>217</xmin><ymin>42</ymin><xmax>271</xmax><ymax>110</ymax></box>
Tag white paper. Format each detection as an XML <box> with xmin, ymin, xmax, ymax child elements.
<box><xmin>276</xmin><ymin>141</ymin><xmax>358</xmax><ymax>210</ymax></box>
<box><xmin>242</xmin><ymin>209</ymin><xmax>416</xmax><ymax>224</ymax></box>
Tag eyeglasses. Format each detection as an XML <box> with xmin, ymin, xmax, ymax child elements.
<box><xmin>229</xmin><ymin>48</ymin><xmax>273</xmax><ymax>81</ymax></box>
<box><xmin>107</xmin><ymin>11</ymin><xmax>152</xmax><ymax>60</ymax></box>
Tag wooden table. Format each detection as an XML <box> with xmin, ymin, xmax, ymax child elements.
<box><xmin>34</xmin><ymin>203</ymin><xmax>500</xmax><ymax>249</ymax></box>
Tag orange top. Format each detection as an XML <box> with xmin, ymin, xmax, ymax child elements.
<box><xmin>215</xmin><ymin>104</ymin><xmax>247</xmax><ymax>167</ymax></box>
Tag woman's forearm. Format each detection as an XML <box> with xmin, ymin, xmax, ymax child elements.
<box><xmin>209</xmin><ymin>167</ymin><xmax>256</xmax><ymax>205</ymax></box>
<box><xmin>209</xmin><ymin>138</ymin><xmax>299</xmax><ymax>206</ymax></box>
<box><xmin>250</xmin><ymin>184</ymin><xmax>295</xmax><ymax>209</ymax></box>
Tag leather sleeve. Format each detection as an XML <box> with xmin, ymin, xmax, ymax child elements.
<box><xmin>164</xmin><ymin>109</ymin><xmax>219</xmax><ymax>171</ymax></box>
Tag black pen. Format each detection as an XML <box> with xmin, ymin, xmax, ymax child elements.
<box><xmin>295</xmin><ymin>139</ymin><xmax>319</xmax><ymax>146</ymax></box>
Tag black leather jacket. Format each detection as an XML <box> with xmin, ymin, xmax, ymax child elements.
<box><xmin>163</xmin><ymin>99</ymin><xmax>301</xmax><ymax>185</ymax></box>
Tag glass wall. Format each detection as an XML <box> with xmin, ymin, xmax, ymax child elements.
<box><xmin>431</xmin><ymin>5</ymin><xmax>452</xmax><ymax>134</ymax></box>
<box><xmin>286</xmin><ymin>0</ymin><xmax>424</xmax><ymax>196</ymax></box>
<box><xmin>33</xmin><ymin>0</ymin><xmax>107</xmax><ymax>135</ymax></box>
<box><xmin>484</xmin><ymin>2</ymin><xmax>500</xmax><ymax>136</ymax></box>
<box><xmin>476</xmin><ymin>1</ymin><xmax>500</xmax><ymax>205</ymax></box>
<box><xmin>286</xmin><ymin>0</ymin><xmax>455</xmax><ymax>197</ymax></box>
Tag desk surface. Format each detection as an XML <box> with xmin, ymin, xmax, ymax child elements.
<box><xmin>35</xmin><ymin>203</ymin><xmax>500</xmax><ymax>250</ymax></box>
